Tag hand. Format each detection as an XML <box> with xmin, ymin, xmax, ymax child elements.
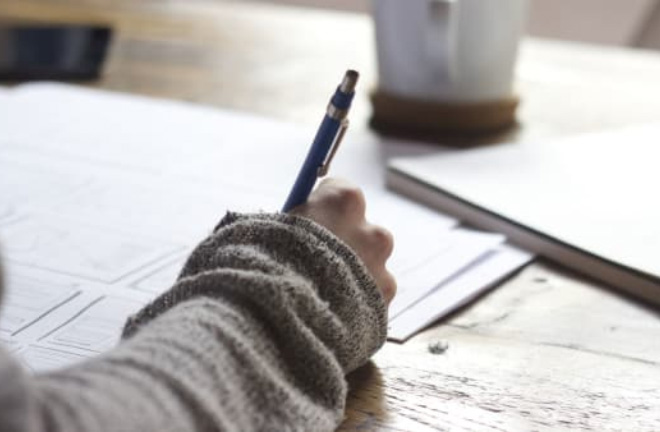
<box><xmin>290</xmin><ymin>178</ymin><xmax>396</xmax><ymax>305</ymax></box>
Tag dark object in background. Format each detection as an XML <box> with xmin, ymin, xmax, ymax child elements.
<box><xmin>0</xmin><ymin>24</ymin><xmax>112</xmax><ymax>81</ymax></box>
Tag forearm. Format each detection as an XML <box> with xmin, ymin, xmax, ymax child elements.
<box><xmin>33</xmin><ymin>295</ymin><xmax>344</xmax><ymax>431</ymax></box>
<box><xmin>2</xmin><ymin>212</ymin><xmax>386</xmax><ymax>432</ymax></box>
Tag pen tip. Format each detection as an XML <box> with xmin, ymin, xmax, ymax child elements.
<box><xmin>340</xmin><ymin>70</ymin><xmax>359</xmax><ymax>93</ymax></box>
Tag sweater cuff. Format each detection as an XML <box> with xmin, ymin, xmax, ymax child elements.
<box><xmin>123</xmin><ymin>212</ymin><xmax>388</xmax><ymax>372</ymax></box>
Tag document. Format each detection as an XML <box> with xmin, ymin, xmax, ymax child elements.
<box><xmin>388</xmin><ymin>230</ymin><xmax>505</xmax><ymax>319</ymax></box>
<box><xmin>0</xmin><ymin>275</ymin><xmax>79</xmax><ymax>335</ymax></box>
<box><xmin>131</xmin><ymin>253</ymin><xmax>190</xmax><ymax>294</ymax></box>
<box><xmin>1</xmin><ymin>269</ymin><xmax>151</xmax><ymax>372</ymax></box>
<box><xmin>388</xmin><ymin>244</ymin><xmax>533</xmax><ymax>341</ymax></box>
<box><xmin>1</xmin><ymin>215</ymin><xmax>183</xmax><ymax>283</ymax></box>
<box><xmin>39</xmin><ymin>296</ymin><xmax>145</xmax><ymax>354</ymax></box>
<box><xmin>18</xmin><ymin>346</ymin><xmax>88</xmax><ymax>372</ymax></box>
<box><xmin>17</xmin><ymin>287</ymin><xmax>150</xmax><ymax>372</ymax></box>
<box><xmin>0</xmin><ymin>84</ymin><xmax>532</xmax><ymax>372</ymax></box>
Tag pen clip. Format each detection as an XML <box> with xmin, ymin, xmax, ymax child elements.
<box><xmin>318</xmin><ymin>119</ymin><xmax>349</xmax><ymax>177</ymax></box>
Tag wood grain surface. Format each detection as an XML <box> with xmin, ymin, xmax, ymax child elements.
<box><xmin>1</xmin><ymin>1</ymin><xmax>659</xmax><ymax>430</ymax></box>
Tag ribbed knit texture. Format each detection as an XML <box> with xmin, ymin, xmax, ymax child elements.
<box><xmin>0</xmin><ymin>212</ymin><xmax>388</xmax><ymax>432</ymax></box>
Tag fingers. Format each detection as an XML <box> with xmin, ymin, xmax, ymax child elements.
<box><xmin>376</xmin><ymin>269</ymin><xmax>397</xmax><ymax>305</ymax></box>
<box><xmin>290</xmin><ymin>177</ymin><xmax>397</xmax><ymax>305</ymax></box>
<box><xmin>354</xmin><ymin>224</ymin><xmax>396</xmax><ymax>305</ymax></box>
<box><xmin>311</xmin><ymin>178</ymin><xmax>366</xmax><ymax>222</ymax></box>
<box><xmin>290</xmin><ymin>178</ymin><xmax>365</xmax><ymax>230</ymax></box>
<box><xmin>363</xmin><ymin>225</ymin><xmax>395</xmax><ymax>263</ymax></box>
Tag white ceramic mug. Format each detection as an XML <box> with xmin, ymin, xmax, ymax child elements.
<box><xmin>373</xmin><ymin>0</ymin><xmax>528</xmax><ymax>103</ymax></box>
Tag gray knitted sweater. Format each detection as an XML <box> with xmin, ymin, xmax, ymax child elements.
<box><xmin>0</xmin><ymin>212</ymin><xmax>388</xmax><ymax>432</ymax></box>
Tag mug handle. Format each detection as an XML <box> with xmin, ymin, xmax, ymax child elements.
<box><xmin>426</xmin><ymin>0</ymin><xmax>459</xmax><ymax>82</ymax></box>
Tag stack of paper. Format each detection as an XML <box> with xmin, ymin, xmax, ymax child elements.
<box><xmin>0</xmin><ymin>84</ymin><xmax>532</xmax><ymax>373</ymax></box>
<box><xmin>366</xmin><ymin>193</ymin><xmax>532</xmax><ymax>341</ymax></box>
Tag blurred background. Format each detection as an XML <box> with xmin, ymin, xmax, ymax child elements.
<box><xmin>240</xmin><ymin>0</ymin><xmax>660</xmax><ymax>50</ymax></box>
<box><xmin>2</xmin><ymin>0</ymin><xmax>658</xmax><ymax>134</ymax></box>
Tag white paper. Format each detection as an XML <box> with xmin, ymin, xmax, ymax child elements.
<box><xmin>131</xmin><ymin>253</ymin><xmax>190</xmax><ymax>294</ymax></box>
<box><xmin>18</xmin><ymin>345</ymin><xmax>88</xmax><ymax>372</ymax></box>
<box><xmin>0</xmin><ymin>274</ymin><xmax>79</xmax><ymax>335</ymax></box>
<box><xmin>0</xmin><ymin>336</ymin><xmax>23</xmax><ymax>353</ymax></box>
<box><xmin>39</xmin><ymin>295</ymin><xmax>144</xmax><ymax>354</ymax></box>
<box><xmin>14</xmin><ymin>286</ymin><xmax>150</xmax><ymax>372</ymax></box>
<box><xmin>388</xmin><ymin>230</ymin><xmax>505</xmax><ymax>319</ymax></box>
<box><xmin>0</xmin><ymin>268</ymin><xmax>151</xmax><ymax>372</ymax></box>
<box><xmin>1</xmin><ymin>215</ymin><xmax>183</xmax><ymax>284</ymax></box>
<box><xmin>388</xmin><ymin>244</ymin><xmax>534</xmax><ymax>341</ymax></box>
<box><xmin>0</xmin><ymin>152</ymin><xmax>91</xmax><ymax>223</ymax></box>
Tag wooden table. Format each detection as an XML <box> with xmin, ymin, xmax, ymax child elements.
<box><xmin>2</xmin><ymin>1</ymin><xmax>660</xmax><ymax>430</ymax></box>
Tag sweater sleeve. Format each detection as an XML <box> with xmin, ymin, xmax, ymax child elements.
<box><xmin>0</xmin><ymin>212</ymin><xmax>388</xmax><ymax>432</ymax></box>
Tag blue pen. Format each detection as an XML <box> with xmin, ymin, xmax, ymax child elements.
<box><xmin>282</xmin><ymin>70</ymin><xmax>359</xmax><ymax>212</ymax></box>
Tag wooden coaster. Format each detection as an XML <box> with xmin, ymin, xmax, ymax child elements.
<box><xmin>370</xmin><ymin>90</ymin><xmax>519</xmax><ymax>143</ymax></box>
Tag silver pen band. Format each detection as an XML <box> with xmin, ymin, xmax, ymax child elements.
<box><xmin>326</xmin><ymin>102</ymin><xmax>349</xmax><ymax>120</ymax></box>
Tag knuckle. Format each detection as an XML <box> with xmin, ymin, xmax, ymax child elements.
<box><xmin>330</xmin><ymin>185</ymin><xmax>366</xmax><ymax>216</ymax></box>
<box><xmin>381</xmin><ymin>272</ymin><xmax>397</xmax><ymax>302</ymax></box>
<box><xmin>368</xmin><ymin>225</ymin><xmax>394</xmax><ymax>258</ymax></box>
